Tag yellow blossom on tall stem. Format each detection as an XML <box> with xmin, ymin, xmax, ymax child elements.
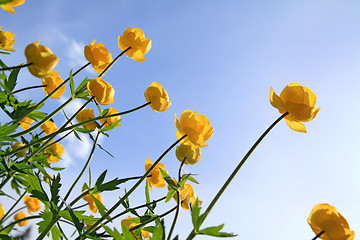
<box><xmin>270</xmin><ymin>82</ymin><xmax>320</xmax><ymax>133</ymax></box>
<box><xmin>176</xmin><ymin>143</ymin><xmax>201</xmax><ymax>165</ymax></box>
<box><xmin>175</xmin><ymin>110</ymin><xmax>213</xmax><ymax>147</ymax></box>
<box><xmin>308</xmin><ymin>203</ymin><xmax>354</xmax><ymax>240</ymax></box>
<box><xmin>76</xmin><ymin>108</ymin><xmax>98</xmax><ymax>130</ymax></box>
<box><xmin>99</xmin><ymin>107</ymin><xmax>121</xmax><ymax>128</ymax></box>
<box><xmin>0</xmin><ymin>0</ymin><xmax>24</xmax><ymax>14</ymax></box>
<box><xmin>0</xmin><ymin>204</ymin><xmax>5</xmax><ymax>220</ymax></box>
<box><xmin>44</xmin><ymin>141</ymin><xmax>64</xmax><ymax>163</ymax></box>
<box><xmin>144</xmin><ymin>82</ymin><xmax>171</xmax><ymax>112</ymax></box>
<box><xmin>0</xmin><ymin>26</ymin><xmax>16</xmax><ymax>51</ymax></box>
<box><xmin>145</xmin><ymin>158</ymin><xmax>167</xmax><ymax>191</ymax></box>
<box><xmin>19</xmin><ymin>117</ymin><xmax>34</xmax><ymax>130</ymax></box>
<box><xmin>24</xmin><ymin>195</ymin><xmax>41</xmax><ymax>215</ymax></box>
<box><xmin>41</xmin><ymin>120</ymin><xmax>58</xmax><ymax>135</ymax></box>
<box><xmin>82</xmin><ymin>193</ymin><xmax>103</xmax><ymax>213</ymax></box>
<box><xmin>11</xmin><ymin>142</ymin><xmax>27</xmax><ymax>157</ymax></box>
<box><xmin>42</xmin><ymin>71</ymin><xmax>66</xmax><ymax>98</ymax></box>
<box><xmin>84</xmin><ymin>40</ymin><xmax>113</xmax><ymax>74</ymax></box>
<box><xmin>118</xmin><ymin>27</ymin><xmax>152</xmax><ymax>62</ymax></box>
<box><xmin>25</xmin><ymin>40</ymin><xmax>59</xmax><ymax>78</ymax></box>
<box><xmin>122</xmin><ymin>216</ymin><xmax>150</xmax><ymax>240</ymax></box>
<box><xmin>87</xmin><ymin>77</ymin><xmax>115</xmax><ymax>105</ymax></box>
<box><xmin>14</xmin><ymin>211</ymin><xmax>27</xmax><ymax>226</ymax></box>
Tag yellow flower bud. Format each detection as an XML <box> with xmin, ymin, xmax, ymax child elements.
<box><xmin>44</xmin><ymin>141</ymin><xmax>64</xmax><ymax>163</ymax></box>
<box><xmin>122</xmin><ymin>216</ymin><xmax>150</xmax><ymax>239</ymax></box>
<box><xmin>270</xmin><ymin>82</ymin><xmax>320</xmax><ymax>133</ymax></box>
<box><xmin>99</xmin><ymin>107</ymin><xmax>121</xmax><ymax>128</ymax></box>
<box><xmin>118</xmin><ymin>27</ymin><xmax>152</xmax><ymax>62</ymax></box>
<box><xmin>0</xmin><ymin>0</ymin><xmax>24</xmax><ymax>14</ymax></box>
<box><xmin>24</xmin><ymin>195</ymin><xmax>41</xmax><ymax>215</ymax></box>
<box><xmin>19</xmin><ymin>117</ymin><xmax>34</xmax><ymax>130</ymax></box>
<box><xmin>25</xmin><ymin>40</ymin><xmax>59</xmax><ymax>78</ymax></box>
<box><xmin>42</xmin><ymin>71</ymin><xmax>66</xmax><ymax>98</ymax></box>
<box><xmin>84</xmin><ymin>40</ymin><xmax>113</xmax><ymax>74</ymax></box>
<box><xmin>0</xmin><ymin>204</ymin><xmax>5</xmax><ymax>220</ymax></box>
<box><xmin>176</xmin><ymin>143</ymin><xmax>201</xmax><ymax>165</ymax></box>
<box><xmin>144</xmin><ymin>82</ymin><xmax>171</xmax><ymax>112</ymax></box>
<box><xmin>167</xmin><ymin>180</ymin><xmax>202</xmax><ymax>210</ymax></box>
<box><xmin>76</xmin><ymin>108</ymin><xmax>97</xmax><ymax>130</ymax></box>
<box><xmin>82</xmin><ymin>193</ymin><xmax>103</xmax><ymax>213</ymax></box>
<box><xmin>41</xmin><ymin>120</ymin><xmax>58</xmax><ymax>135</ymax></box>
<box><xmin>145</xmin><ymin>158</ymin><xmax>167</xmax><ymax>191</ymax></box>
<box><xmin>175</xmin><ymin>110</ymin><xmax>213</xmax><ymax>148</ymax></box>
<box><xmin>87</xmin><ymin>77</ymin><xmax>115</xmax><ymax>105</ymax></box>
<box><xmin>308</xmin><ymin>203</ymin><xmax>354</xmax><ymax>240</ymax></box>
<box><xmin>0</xmin><ymin>26</ymin><xmax>15</xmax><ymax>51</ymax></box>
<box><xmin>14</xmin><ymin>211</ymin><xmax>28</xmax><ymax>226</ymax></box>
<box><xmin>11</xmin><ymin>142</ymin><xmax>27</xmax><ymax>157</ymax></box>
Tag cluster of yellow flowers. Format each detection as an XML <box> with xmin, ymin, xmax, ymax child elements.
<box><xmin>10</xmin><ymin>195</ymin><xmax>41</xmax><ymax>227</ymax></box>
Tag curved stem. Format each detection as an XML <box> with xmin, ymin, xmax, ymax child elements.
<box><xmin>312</xmin><ymin>231</ymin><xmax>325</xmax><ymax>240</ymax></box>
<box><xmin>98</xmin><ymin>47</ymin><xmax>131</xmax><ymax>78</ymax></box>
<box><xmin>186</xmin><ymin>112</ymin><xmax>289</xmax><ymax>240</ymax></box>
<box><xmin>0</xmin><ymin>63</ymin><xmax>32</xmax><ymax>71</ymax></box>
<box><xmin>12</xmin><ymin>85</ymin><xmax>47</xmax><ymax>95</ymax></box>
<box><xmin>0</xmin><ymin>191</ymin><xmax>26</xmax><ymax>224</ymax></box>
<box><xmin>0</xmin><ymin>215</ymin><xmax>40</xmax><ymax>232</ymax></box>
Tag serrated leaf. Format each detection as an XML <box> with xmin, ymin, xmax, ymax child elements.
<box><xmin>103</xmin><ymin>225</ymin><xmax>124</xmax><ymax>240</ymax></box>
<box><xmin>50</xmin><ymin>173</ymin><xmax>61</xmax><ymax>209</ymax></box>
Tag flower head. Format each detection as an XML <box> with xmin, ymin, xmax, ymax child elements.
<box><xmin>176</xmin><ymin>143</ymin><xmax>201</xmax><ymax>165</ymax></box>
<box><xmin>118</xmin><ymin>27</ymin><xmax>152</xmax><ymax>62</ymax></box>
<box><xmin>44</xmin><ymin>141</ymin><xmax>64</xmax><ymax>163</ymax></box>
<box><xmin>0</xmin><ymin>26</ymin><xmax>16</xmax><ymax>51</ymax></box>
<box><xmin>100</xmin><ymin>107</ymin><xmax>121</xmax><ymax>128</ymax></box>
<box><xmin>144</xmin><ymin>82</ymin><xmax>171</xmax><ymax>112</ymax></box>
<box><xmin>87</xmin><ymin>77</ymin><xmax>115</xmax><ymax>105</ymax></box>
<box><xmin>308</xmin><ymin>203</ymin><xmax>354</xmax><ymax>240</ymax></box>
<box><xmin>11</xmin><ymin>142</ymin><xmax>27</xmax><ymax>157</ymax></box>
<box><xmin>24</xmin><ymin>195</ymin><xmax>41</xmax><ymax>215</ymax></box>
<box><xmin>76</xmin><ymin>108</ymin><xmax>98</xmax><ymax>130</ymax></box>
<box><xmin>0</xmin><ymin>0</ymin><xmax>24</xmax><ymax>14</ymax></box>
<box><xmin>175</xmin><ymin>110</ymin><xmax>213</xmax><ymax>148</ymax></box>
<box><xmin>42</xmin><ymin>71</ymin><xmax>65</xmax><ymax>98</ymax></box>
<box><xmin>41</xmin><ymin>120</ymin><xmax>58</xmax><ymax>135</ymax></box>
<box><xmin>168</xmin><ymin>180</ymin><xmax>202</xmax><ymax>210</ymax></box>
<box><xmin>0</xmin><ymin>204</ymin><xmax>5</xmax><ymax>220</ymax></box>
<box><xmin>84</xmin><ymin>40</ymin><xmax>113</xmax><ymax>74</ymax></box>
<box><xmin>122</xmin><ymin>216</ymin><xmax>150</xmax><ymax>240</ymax></box>
<box><xmin>14</xmin><ymin>211</ymin><xmax>28</xmax><ymax>226</ymax></box>
<box><xmin>19</xmin><ymin>117</ymin><xmax>34</xmax><ymax>130</ymax></box>
<box><xmin>82</xmin><ymin>193</ymin><xmax>103</xmax><ymax>213</ymax></box>
<box><xmin>270</xmin><ymin>82</ymin><xmax>320</xmax><ymax>133</ymax></box>
<box><xmin>145</xmin><ymin>158</ymin><xmax>167</xmax><ymax>191</ymax></box>
<box><xmin>25</xmin><ymin>40</ymin><xmax>59</xmax><ymax>78</ymax></box>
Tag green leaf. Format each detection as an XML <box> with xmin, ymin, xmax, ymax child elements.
<box><xmin>198</xmin><ymin>224</ymin><xmax>237</xmax><ymax>237</ymax></box>
<box><xmin>121</xmin><ymin>222</ymin><xmax>136</xmax><ymax>240</ymax></box>
<box><xmin>0</xmin><ymin>234</ymin><xmax>13</xmax><ymax>240</ymax></box>
<box><xmin>92</xmin><ymin>194</ymin><xmax>107</xmax><ymax>217</ymax></box>
<box><xmin>59</xmin><ymin>210</ymin><xmax>99</xmax><ymax>225</ymax></box>
<box><xmin>96</xmin><ymin>143</ymin><xmax>114</xmax><ymax>158</ymax></box>
<box><xmin>159</xmin><ymin>168</ymin><xmax>177</xmax><ymax>189</ymax></box>
<box><xmin>102</xmin><ymin>225</ymin><xmax>124</xmax><ymax>240</ymax></box>
<box><xmin>0</xmin><ymin>0</ymin><xmax>12</xmax><ymax>4</ymax></box>
<box><xmin>27</xmin><ymin>111</ymin><xmax>47</xmax><ymax>120</ymax></box>
<box><xmin>95</xmin><ymin>170</ymin><xmax>107</xmax><ymax>187</ymax></box>
<box><xmin>50</xmin><ymin>173</ymin><xmax>61</xmax><ymax>209</ymax></box>
<box><xmin>67</xmin><ymin>205</ymin><xmax>84</xmax><ymax>235</ymax></box>
<box><xmin>182</xmin><ymin>174</ymin><xmax>199</xmax><ymax>184</ymax></box>
<box><xmin>172</xmin><ymin>236</ymin><xmax>179</xmax><ymax>240</ymax></box>
<box><xmin>50</xmin><ymin>225</ymin><xmax>62</xmax><ymax>240</ymax></box>
<box><xmin>0</xmin><ymin>51</ymin><xmax>10</xmax><ymax>55</ymax></box>
<box><xmin>32</xmin><ymin>162</ymin><xmax>51</xmax><ymax>180</ymax></box>
<box><xmin>75</xmin><ymin>128</ymin><xmax>94</xmax><ymax>133</ymax></box>
<box><xmin>191</xmin><ymin>199</ymin><xmax>201</xmax><ymax>232</ymax></box>
<box><xmin>69</xmin><ymin>70</ymin><xmax>75</xmax><ymax>96</ymax></box>
<box><xmin>100</xmin><ymin>119</ymin><xmax>121</xmax><ymax>132</ymax></box>
<box><xmin>37</xmin><ymin>210</ymin><xmax>53</xmax><ymax>233</ymax></box>
<box><xmin>0</xmin><ymin>58</ymin><xmax>8</xmax><ymax>68</ymax></box>
<box><xmin>31</xmin><ymin>190</ymin><xmax>49</xmax><ymax>202</ymax></box>
<box><xmin>6</xmin><ymin>67</ymin><xmax>20</xmax><ymax>93</ymax></box>
<box><xmin>165</xmin><ymin>189</ymin><xmax>177</xmax><ymax>203</ymax></box>
<box><xmin>150</xmin><ymin>219</ymin><xmax>165</xmax><ymax>240</ymax></box>
<box><xmin>75</xmin><ymin>77</ymin><xmax>90</xmax><ymax>95</ymax></box>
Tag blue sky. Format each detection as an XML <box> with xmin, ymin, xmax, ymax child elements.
<box><xmin>1</xmin><ymin>0</ymin><xmax>360</xmax><ymax>239</ymax></box>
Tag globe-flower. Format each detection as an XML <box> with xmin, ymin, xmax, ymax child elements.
<box><xmin>175</xmin><ymin>110</ymin><xmax>213</xmax><ymax>148</ymax></box>
<box><xmin>25</xmin><ymin>40</ymin><xmax>59</xmax><ymax>78</ymax></box>
<box><xmin>145</xmin><ymin>158</ymin><xmax>167</xmax><ymax>191</ymax></box>
<box><xmin>176</xmin><ymin>143</ymin><xmax>202</xmax><ymax>165</ymax></box>
<box><xmin>24</xmin><ymin>195</ymin><xmax>41</xmax><ymax>215</ymax></box>
<box><xmin>308</xmin><ymin>203</ymin><xmax>354</xmax><ymax>240</ymax></box>
<box><xmin>0</xmin><ymin>204</ymin><xmax>5</xmax><ymax>220</ymax></box>
<box><xmin>87</xmin><ymin>77</ymin><xmax>115</xmax><ymax>105</ymax></box>
<box><xmin>270</xmin><ymin>82</ymin><xmax>320</xmax><ymax>133</ymax></box>
<box><xmin>14</xmin><ymin>211</ymin><xmax>27</xmax><ymax>226</ymax></box>
<box><xmin>41</xmin><ymin>120</ymin><xmax>58</xmax><ymax>135</ymax></box>
<box><xmin>42</xmin><ymin>71</ymin><xmax>66</xmax><ymax>98</ymax></box>
<box><xmin>11</xmin><ymin>142</ymin><xmax>27</xmax><ymax>157</ymax></box>
<box><xmin>19</xmin><ymin>117</ymin><xmax>34</xmax><ymax>130</ymax></box>
<box><xmin>44</xmin><ymin>141</ymin><xmax>64</xmax><ymax>163</ymax></box>
<box><xmin>118</xmin><ymin>27</ymin><xmax>152</xmax><ymax>62</ymax></box>
<box><xmin>76</xmin><ymin>108</ymin><xmax>98</xmax><ymax>130</ymax></box>
<box><xmin>99</xmin><ymin>107</ymin><xmax>121</xmax><ymax>128</ymax></box>
<box><xmin>168</xmin><ymin>180</ymin><xmax>202</xmax><ymax>210</ymax></box>
<box><xmin>84</xmin><ymin>40</ymin><xmax>113</xmax><ymax>74</ymax></box>
<box><xmin>82</xmin><ymin>193</ymin><xmax>103</xmax><ymax>213</ymax></box>
<box><xmin>0</xmin><ymin>26</ymin><xmax>16</xmax><ymax>51</ymax></box>
<box><xmin>0</xmin><ymin>0</ymin><xmax>24</xmax><ymax>14</ymax></box>
<box><xmin>122</xmin><ymin>216</ymin><xmax>150</xmax><ymax>240</ymax></box>
<box><xmin>144</xmin><ymin>82</ymin><xmax>171</xmax><ymax>112</ymax></box>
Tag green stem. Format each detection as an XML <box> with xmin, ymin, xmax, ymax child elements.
<box><xmin>12</xmin><ymin>85</ymin><xmax>47</xmax><ymax>95</ymax></box>
<box><xmin>0</xmin><ymin>63</ymin><xmax>33</xmax><ymax>71</ymax></box>
<box><xmin>312</xmin><ymin>231</ymin><xmax>325</xmax><ymax>240</ymax></box>
<box><xmin>0</xmin><ymin>191</ymin><xmax>26</xmax><ymax>224</ymax></box>
<box><xmin>36</xmin><ymin>215</ymin><xmax>60</xmax><ymax>240</ymax></box>
<box><xmin>98</xmin><ymin>47</ymin><xmax>131</xmax><ymax>78</ymax></box>
<box><xmin>186</xmin><ymin>112</ymin><xmax>289</xmax><ymax>240</ymax></box>
<box><xmin>0</xmin><ymin>215</ymin><xmax>40</xmax><ymax>233</ymax></box>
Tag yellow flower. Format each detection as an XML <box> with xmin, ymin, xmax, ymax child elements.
<box><xmin>19</xmin><ymin>117</ymin><xmax>34</xmax><ymax>130</ymax></box>
<box><xmin>76</xmin><ymin>108</ymin><xmax>98</xmax><ymax>130</ymax></box>
<box><xmin>44</xmin><ymin>141</ymin><xmax>64</xmax><ymax>163</ymax></box>
<box><xmin>87</xmin><ymin>77</ymin><xmax>115</xmax><ymax>105</ymax></box>
<box><xmin>167</xmin><ymin>180</ymin><xmax>202</xmax><ymax>210</ymax></box>
<box><xmin>24</xmin><ymin>195</ymin><xmax>41</xmax><ymax>215</ymax></box>
<box><xmin>176</xmin><ymin>143</ymin><xmax>201</xmax><ymax>165</ymax></box>
<box><xmin>99</xmin><ymin>107</ymin><xmax>121</xmax><ymax>128</ymax></box>
<box><xmin>42</xmin><ymin>71</ymin><xmax>66</xmax><ymax>98</ymax></box>
<box><xmin>84</xmin><ymin>40</ymin><xmax>113</xmax><ymax>74</ymax></box>
<box><xmin>122</xmin><ymin>216</ymin><xmax>150</xmax><ymax>240</ymax></box>
<box><xmin>11</xmin><ymin>142</ymin><xmax>27</xmax><ymax>157</ymax></box>
<box><xmin>41</xmin><ymin>120</ymin><xmax>58</xmax><ymax>135</ymax></box>
<box><xmin>270</xmin><ymin>82</ymin><xmax>320</xmax><ymax>133</ymax></box>
<box><xmin>175</xmin><ymin>110</ymin><xmax>213</xmax><ymax>148</ymax></box>
<box><xmin>14</xmin><ymin>211</ymin><xmax>28</xmax><ymax>226</ymax></box>
<box><xmin>82</xmin><ymin>193</ymin><xmax>103</xmax><ymax>213</ymax></box>
<box><xmin>145</xmin><ymin>158</ymin><xmax>167</xmax><ymax>191</ymax></box>
<box><xmin>0</xmin><ymin>204</ymin><xmax>5</xmax><ymax>220</ymax></box>
<box><xmin>25</xmin><ymin>40</ymin><xmax>59</xmax><ymax>78</ymax></box>
<box><xmin>308</xmin><ymin>203</ymin><xmax>354</xmax><ymax>240</ymax></box>
<box><xmin>118</xmin><ymin>27</ymin><xmax>152</xmax><ymax>62</ymax></box>
<box><xmin>144</xmin><ymin>82</ymin><xmax>171</xmax><ymax>112</ymax></box>
<box><xmin>0</xmin><ymin>0</ymin><xmax>24</xmax><ymax>14</ymax></box>
<box><xmin>0</xmin><ymin>26</ymin><xmax>15</xmax><ymax>51</ymax></box>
